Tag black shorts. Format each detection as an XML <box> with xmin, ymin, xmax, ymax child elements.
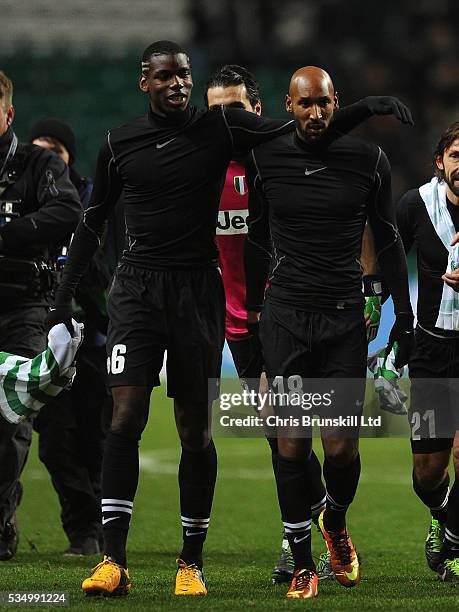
<box><xmin>259</xmin><ymin>300</ymin><xmax>367</xmax><ymax>379</ymax></box>
<box><xmin>409</xmin><ymin>326</ymin><xmax>459</xmax><ymax>454</ymax></box>
<box><xmin>106</xmin><ymin>264</ymin><xmax>225</xmax><ymax>401</ymax></box>
<box><xmin>259</xmin><ymin>300</ymin><xmax>367</xmax><ymax>429</ymax></box>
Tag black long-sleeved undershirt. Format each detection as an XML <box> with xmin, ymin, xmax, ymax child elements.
<box><xmin>55</xmin><ymin>100</ymin><xmax>377</xmax><ymax>307</ymax></box>
<box><xmin>245</xmin><ymin>130</ymin><xmax>412</xmax><ymax>316</ymax></box>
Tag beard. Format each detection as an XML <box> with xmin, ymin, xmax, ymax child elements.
<box><xmin>446</xmin><ymin>173</ymin><xmax>459</xmax><ymax>198</ymax></box>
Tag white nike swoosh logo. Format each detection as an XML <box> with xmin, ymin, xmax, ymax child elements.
<box><xmin>293</xmin><ymin>534</ymin><xmax>309</xmax><ymax>544</ymax></box>
<box><xmin>156</xmin><ymin>138</ymin><xmax>176</xmax><ymax>149</ymax></box>
<box><xmin>102</xmin><ymin>516</ymin><xmax>120</xmax><ymax>525</ymax></box>
<box><xmin>305</xmin><ymin>166</ymin><xmax>327</xmax><ymax>176</ymax></box>
<box><xmin>186</xmin><ymin>530</ymin><xmax>206</xmax><ymax>536</ymax></box>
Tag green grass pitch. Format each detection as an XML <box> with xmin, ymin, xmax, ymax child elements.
<box><xmin>0</xmin><ymin>386</ymin><xmax>457</xmax><ymax>610</ymax></box>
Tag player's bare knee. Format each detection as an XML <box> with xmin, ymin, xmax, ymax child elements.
<box><xmin>324</xmin><ymin>442</ymin><xmax>358</xmax><ymax>467</ymax></box>
<box><xmin>322</xmin><ymin>438</ymin><xmax>359</xmax><ymax>468</ymax></box>
<box><xmin>110</xmin><ymin>402</ymin><xmax>148</xmax><ymax>439</ymax></box>
<box><xmin>109</xmin><ymin>387</ymin><xmax>150</xmax><ymax>438</ymax></box>
<box><xmin>413</xmin><ymin>454</ymin><xmax>449</xmax><ymax>489</ymax></box>
<box><xmin>174</xmin><ymin>399</ymin><xmax>211</xmax><ymax>450</ymax></box>
<box><xmin>278</xmin><ymin>437</ymin><xmax>310</xmax><ymax>461</ymax></box>
<box><xmin>179</xmin><ymin>427</ymin><xmax>212</xmax><ymax>451</ymax></box>
<box><xmin>177</xmin><ymin>417</ymin><xmax>211</xmax><ymax>451</ymax></box>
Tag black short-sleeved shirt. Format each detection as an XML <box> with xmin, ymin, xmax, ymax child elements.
<box><xmin>245</xmin><ymin>130</ymin><xmax>411</xmax><ymax>315</ymax></box>
<box><xmin>397</xmin><ymin>186</ymin><xmax>459</xmax><ymax>335</ymax></box>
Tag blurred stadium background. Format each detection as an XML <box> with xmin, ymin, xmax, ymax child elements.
<box><xmin>2</xmin><ymin>0</ymin><xmax>458</xmax><ymax>192</ymax></box>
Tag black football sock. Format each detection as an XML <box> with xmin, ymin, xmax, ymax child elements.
<box><xmin>101</xmin><ymin>431</ymin><xmax>140</xmax><ymax>568</ymax></box>
<box><xmin>441</xmin><ymin>476</ymin><xmax>459</xmax><ymax>560</ymax></box>
<box><xmin>276</xmin><ymin>455</ymin><xmax>314</xmax><ymax>571</ymax></box>
<box><xmin>266</xmin><ymin>436</ymin><xmax>278</xmax><ymax>454</ymax></box>
<box><xmin>323</xmin><ymin>453</ymin><xmax>361</xmax><ymax>532</ymax></box>
<box><xmin>179</xmin><ymin>440</ymin><xmax>217</xmax><ymax>569</ymax></box>
<box><xmin>412</xmin><ymin>471</ymin><xmax>449</xmax><ymax>524</ymax></box>
<box><xmin>268</xmin><ymin>437</ymin><xmax>279</xmax><ymax>484</ymax></box>
<box><xmin>309</xmin><ymin>451</ymin><xmax>326</xmax><ymax>525</ymax></box>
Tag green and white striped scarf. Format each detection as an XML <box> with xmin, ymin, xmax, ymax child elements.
<box><xmin>0</xmin><ymin>321</ymin><xmax>84</xmax><ymax>424</ymax></box>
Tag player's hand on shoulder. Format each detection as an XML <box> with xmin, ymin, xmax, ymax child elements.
<box><xmin>364</xmin><ymin>96</ymin><xmax>414</xmax><ymax>125</ymax></box>
<box><xmin>387</xmin><ymin>312</ymin><xmax>414</xmax><ymax>368</ymax></box>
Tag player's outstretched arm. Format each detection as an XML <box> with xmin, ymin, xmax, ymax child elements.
<box><xmin>367</xmin><ymin>149</ymin><xmax>414</xmax><ymax>367</ymax></box>
<box><xmin>223</xmin><ymin>107</ymin><xmax>294</xmax><ymax>157</ymax></box>
<box><xmin>46</xmin><ymin>139</ymin><xmax>122</xmax><ymax>332</ymax></box>
<box><xmin>364</xmin><ymin>96</ymin><xmax>413</xmax><ymax>124</ymax></box>
<box><xmin>332</xmin><ymin>96</ymin><xmax>414</xmax><ymax>134</ymax></box>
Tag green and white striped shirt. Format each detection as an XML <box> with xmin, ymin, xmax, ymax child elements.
<box><xmin>0</xmin><ymin>321</ymin><xmax>84</xmax><ymax>424</ymax></box>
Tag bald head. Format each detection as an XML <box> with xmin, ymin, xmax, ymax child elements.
<box><xmin>289</xmin><ymin>66</ymin><xmax>334</xmax><ymax>97</ymax></box>
<box><xmin>286</xmin><ymin>66</ymin><xmax>338</xmax><ymax>142</ymax></box>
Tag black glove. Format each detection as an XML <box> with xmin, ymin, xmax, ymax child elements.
<box><xmin>387</xmin><ymin>312</ymin><xmax>414</xmax><ymax>368</ymax></box>
<box><xmin>247</xmin><ymin>318</ymin><xmax>263</xmax><ymax>357</ymax></box>
<box><xmin>45</xmin><ymin>304</ymin><xmax>74</xmax><ymax>335</ymax></box>
<box><xmin>364</xmin><ymin>96</ymin><xmax>414</xmax><ymax>125</ymax></box>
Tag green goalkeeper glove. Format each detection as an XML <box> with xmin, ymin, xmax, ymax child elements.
<box><xmin>367</xmin><ymin>343</ymin><xmax>407</xmax><ymax>415</ymax></box>
<box><xmin>363</xmin><ymin>275</ymin><xmax>382</xmax><ymax>343</ymax></box>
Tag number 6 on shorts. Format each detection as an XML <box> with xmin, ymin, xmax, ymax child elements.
<box><xmin>107</xmin><ymin>343</ymin><xmax>127</xmax><ymax>374</ymax></box>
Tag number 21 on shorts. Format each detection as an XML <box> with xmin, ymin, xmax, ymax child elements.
<box><xmin>107</xmin><ymin>344</ymin><xmax>126</xmax><ymax>374</ymax></box>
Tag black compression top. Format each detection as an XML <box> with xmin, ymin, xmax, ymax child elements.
<box><xmin>245</xmin><ymin>130</ymin><xmax>412</xmax><ymax>315</ymax></box>
<box><xmin>397</xmin><ymin>186</ymin><xmax>459</xmax><ymax>335</ymax></box>
<box><xmin>54</xmin><ymin>100</ymin><xmax>376</xmax><ymax>306</ymax></box>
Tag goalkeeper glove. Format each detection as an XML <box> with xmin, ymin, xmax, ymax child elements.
<box><xmin>363</xmin><ymin>275</ymin><xmax>382</xmax><ymax>343</ymax></box>
<box><xmin>367</xmin><ymin>344</ymin><xmax>407</xmax><ymax>415</ymax></box>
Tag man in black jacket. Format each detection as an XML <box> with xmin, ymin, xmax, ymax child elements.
<box><xmin>0</xmin><ymin>72</ymin><xmax>82</xmax><ymax>561</ymax></box>
<box><xmin>30</xmin><ymin>118</ymin><xmax>111</xmax><ymax>557</ymax></box>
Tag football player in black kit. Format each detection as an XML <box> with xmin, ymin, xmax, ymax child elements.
<box><xmin>47</xmin><ymin>40</ymin><xmax>414</xmax><ymax>597</ymax></box>
<box><xmin>245</xmin><ymin>66</ymin><xmax>414</xmax><ymax>598</ymax></box>
<box><xmin>397</xmin><ymin>122</ymin><xmax>459</xmax><ymax>583</ymax></box>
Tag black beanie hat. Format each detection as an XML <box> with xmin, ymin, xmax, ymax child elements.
<box><xmin>29</xmin><ymin>118</ymin><xmax>76</xmax><ymax>165</ymax></box>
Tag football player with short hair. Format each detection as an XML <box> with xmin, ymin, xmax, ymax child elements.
<box><xmin>245</xmin><ymin>66</ymin><xmax>414</xmax><ymax>598</ymax></box>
